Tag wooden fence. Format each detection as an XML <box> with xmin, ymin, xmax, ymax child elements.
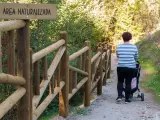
<box><xmin>0</xmin><ymin>20</ymin><xmax>111</xmax><ymax>120</ymax></box>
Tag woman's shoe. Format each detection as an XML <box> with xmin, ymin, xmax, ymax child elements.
<box><xmin>125</xmin><ymin>99</ymin><xmax>131</xmax><ymax>104</ymax></box>
<box><xmin>116</xmin><ymin>97</ymin><xmax>122</xmax><ymax>102</ymax></box>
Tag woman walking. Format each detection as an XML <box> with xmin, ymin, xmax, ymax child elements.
<box><xmin>116</xmin><ymin>32</ymin><xmax>138</xmax><ymax>103</ymax></box>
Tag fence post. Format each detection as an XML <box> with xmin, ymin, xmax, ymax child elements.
<box><xmin>97</xmin><ymin>47</ymin><xmax>103</xmax><ymax>95</ymax></box>
<box><xmin>30</xmin><ymin>48</ymin><xmax>33</xmax><ymax>120</ymax></box>
<box><xmin>33</xmin><ymin>60</ymin><xmax>40</xmax><ymax>95</ymax></box>
<box><xmin>42</xmin><ymin>56</ymin><xmax>48</xmax><ymax>80</ymax></box>
<box><xmin>82</xmin><ymin>52</ymin><xmax>86</xmax><ymax>71</ymax></box>
<box><xmin>7</xmin><ymin>30</ymin><xmax>15</xmax><ymax>75</ymax></box>
<box><xmin>78</xmin><ymin>55</ymin><xmax>82</xmax><ymax>69</ymax></box>
<box><xmin>0</xmin><ymin>32</ymin><xmax>2</xmax><ymax>73</ymax></box>
<box><xmin>103</xmin><ymin>47</ymin><xmax>107</xmax><ymax>85</ymax></box>
<box><xmin>17</xmin><ymin>20</ymin><xmax>32</xmax><ymax>120</ymax></box>
<box><xmin>56</xmin><ymin>62</ymin><xmax>61</xmax><ymax>87</ymax></box>
<box><xmin>69</xmin><ymin>69</ymin><xmax>73</xmax><ymax>93</ymax></box>
<box><xmin>107</xmin><ymin>45</ymin><xmax>112</xmax><ymax>79</ymax></box>
<box><xmin>84</xmin><ymin>41</ymin><xmax>91</xmax><ymax>106</ymax></box>
<box><xmin>51</xmin><ymin>75</ymin><xmax>55</xmax><ymax>93</ymax></box>
<box><xmin>59</xmin><ymin>31</ymin><xmax>69</xmax><ymax>117</ymax></box>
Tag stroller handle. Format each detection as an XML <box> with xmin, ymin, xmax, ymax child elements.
<box><xmin>136</xmin><ymin>61</ymin><xmax>140</xmax><ymax>64</ymax></box>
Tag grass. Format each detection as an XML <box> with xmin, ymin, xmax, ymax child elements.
<box><xmin>137</xmin><ymin>30</ymin><xmax>160</xmax><ymax>104</ymax></box>
<box><xmin>147</xmin><ymin>74</ymin><xmax>160</xmax><ymax>104</ymax></box>
<box><xmin>39</xmin><ymin>97</ymin><xmax>59</xmax><ymax>120</ymax></box>
<box><xmin>40</xmin><ymin>112</ymin><xmax>58</xmax><ymax>120</ymax></box>
<box><xmin>39</xmin><ymin>105</ymin><xmax>91</xmax><ymax>120</ymax></box>
<box><xmin>140</xmin><ymin>62</ymin><xmax>160</xmax><ymax>103</ymax></box>
<box><xmin>69</xmin><ymin>105</ymin><xmax>91</xmax><ymax>116</ymax></box>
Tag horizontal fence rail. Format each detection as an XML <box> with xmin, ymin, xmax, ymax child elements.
<box><xmin>68</xmin><ymin>77</ymin><xmax>88</xmax><ymax>100</ymax></box>
<box><xmin>0</xmin><ymin>87</ymin><xmax>26</xmax><ymax>119</ymax></box>
<box><xmin>69</xmin><ymin>46</ymin><xmax>89</xmax><ymax>61</ymax></box>
<box><xmin>33</xmin><ymin>81</ymin><xmax>65</xmax><ymax>120</ymax></box>
<box><xmin>32</xmin><ymin>39</ymin><xmax>65</xmax><ymax>63</ymax></box>
<box><xmin>91</xmin><ymin>52</ymin><xmax>101</xmax><ymax>64</ymax></box>
<box><xmin>0</xmin><ymin>20</ymin><xmax>112</xmax><ymax>120</ymax></box>
<box><xmin>0</xmin><ymin>73</ymin><xmax>25</xmax><ymax>85</ymax></box>
<box><xmin>69</xmin><ymin>65</ymin><xmax>88</xmax><ymax>76</ymax></box>
<box><xmin>32</xmin><ymin>46</ymin><xmax>66</xmax><ymax>110</ymax></box>
<box><xmin>0</xmin><ymin>20</ymin><xmax>26</xmax><ymax>32</ymax></box>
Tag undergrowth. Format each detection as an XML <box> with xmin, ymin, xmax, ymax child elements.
<box><xmin>140</xmin><ymin>62</ymin><xmax>160</xmax><ymax>103</ymax></box>
<box><xmin>137</xmin><ymin>30</ymin><xmax>160</xmax><ymax>103</ymax></box>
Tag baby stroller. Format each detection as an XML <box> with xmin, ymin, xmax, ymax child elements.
<box><xmin>129</xmin><ymin>61</ymin><xmax>144</xmax><ymax>101</ymax></box>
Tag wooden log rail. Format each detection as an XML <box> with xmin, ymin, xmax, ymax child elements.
<box><xmin>69</xmin><ymin>65</ymin><xmax>88</xmax><ymax>76</ymax></box>
<box><xmin>0</xmin><ymin>87</ymin><xmax>26</xmax><ymax>119</ymax></box>
<box><xmin>0</xmin><ymin>20</ymin><xmax>112</xmax><ymax>120</ymax></box>
<box><xmin>0</xmin><ymin>73</ymin><xmax>25</xmax><ymax>85</ymax></box>
<box><xmin>32</xmin><ymin>46</ymin><xmax>66</xmax><ymax>110</ymax></box>
<box><xmin>91</xmin><ymin>51</ymin><xmax>101</xmax><ymax>64</ymax></box>
<box><xmin>33</xmin><ymin>81</ymin><xmax>65</xmax><ymax>119</ymax></box>
<box><xmin>92</xmin><ymin>56</ymin><xmax>101</xmax><ymax>82</ymax></box>
<box><xmin>68</xmin><ymin>77</ymin><xmax>88</xmax><ymax>100</ymax></box>
<box><xmin>32</xmin><ymin>39</ymin><xmax>65</xmax><ymax>63</ymax></box>
<box><xmin>69</xmin><ymin>46</ymin><xmax>89</xmax><ymax>61</ymax></box>
<box><xmin>0</xmin><ymin>20</ymin><xmax>29</xmax><ymax>120</ymax></box>
<box><xmin>0</xmin><ymin>20</ymin><xmax>26</xmax><ymax>32</ymax></box>
<box><xmin>32</xmin><ymin>31</ymin><xmax>68</xmax><ymax>120</ymax></box>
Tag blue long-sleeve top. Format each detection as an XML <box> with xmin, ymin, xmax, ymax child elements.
<box><xmin>116</xmin><ymin>43</ymin><xmax>138</xmax><ymax>68</ymax></box>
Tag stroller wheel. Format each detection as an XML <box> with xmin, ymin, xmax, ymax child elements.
<box><xmin>137</xmin><ymin>94</ymin><xmax>141</xmax><ymax>98</ymax></box>
<box><xmin>141</xmin><ymin>93</ymin><xmax>144</xmax><ymax>101</ymax></box>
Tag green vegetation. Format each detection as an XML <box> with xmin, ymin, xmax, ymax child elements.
<box><xmin>1</xmin><ymin>0</ymin><xmax>160</xmax><ymax>119</ymax></box>
<box><xmin>140</xmin><ymin>62</ymin><xmax>160</xmax><ymax>103</ymax></box>
<box><xmin>137</xmin><ymin>31</ymin><xmax>160</xmax><ymax>103</ymax></box>
<box><xmin>71</xmin><ymin>106</ymin><xmax>91</xmax><ymax>116</ymax></box>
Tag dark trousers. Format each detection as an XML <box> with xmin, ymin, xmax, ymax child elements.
<box><xmin>117</xmin><ymin>67</ymin><xmax>136</xmax><ymax>100</ymax></box>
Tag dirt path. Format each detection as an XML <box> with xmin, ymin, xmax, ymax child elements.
<box><xmin>53</xmin><ymin>54</ymin><xmax>160</xmax><ymax>120</ymax></box>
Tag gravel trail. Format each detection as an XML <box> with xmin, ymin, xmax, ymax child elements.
<box><xmin>52</xmin><ymin>54</ymin><xmax>160</xmax><ymax>120</ymax></box>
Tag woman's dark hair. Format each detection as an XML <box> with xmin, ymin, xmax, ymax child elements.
<box><xmin>122</xmin><ymin>32</ymin><xmax>132</xmax><ymax>42</ymax></box>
